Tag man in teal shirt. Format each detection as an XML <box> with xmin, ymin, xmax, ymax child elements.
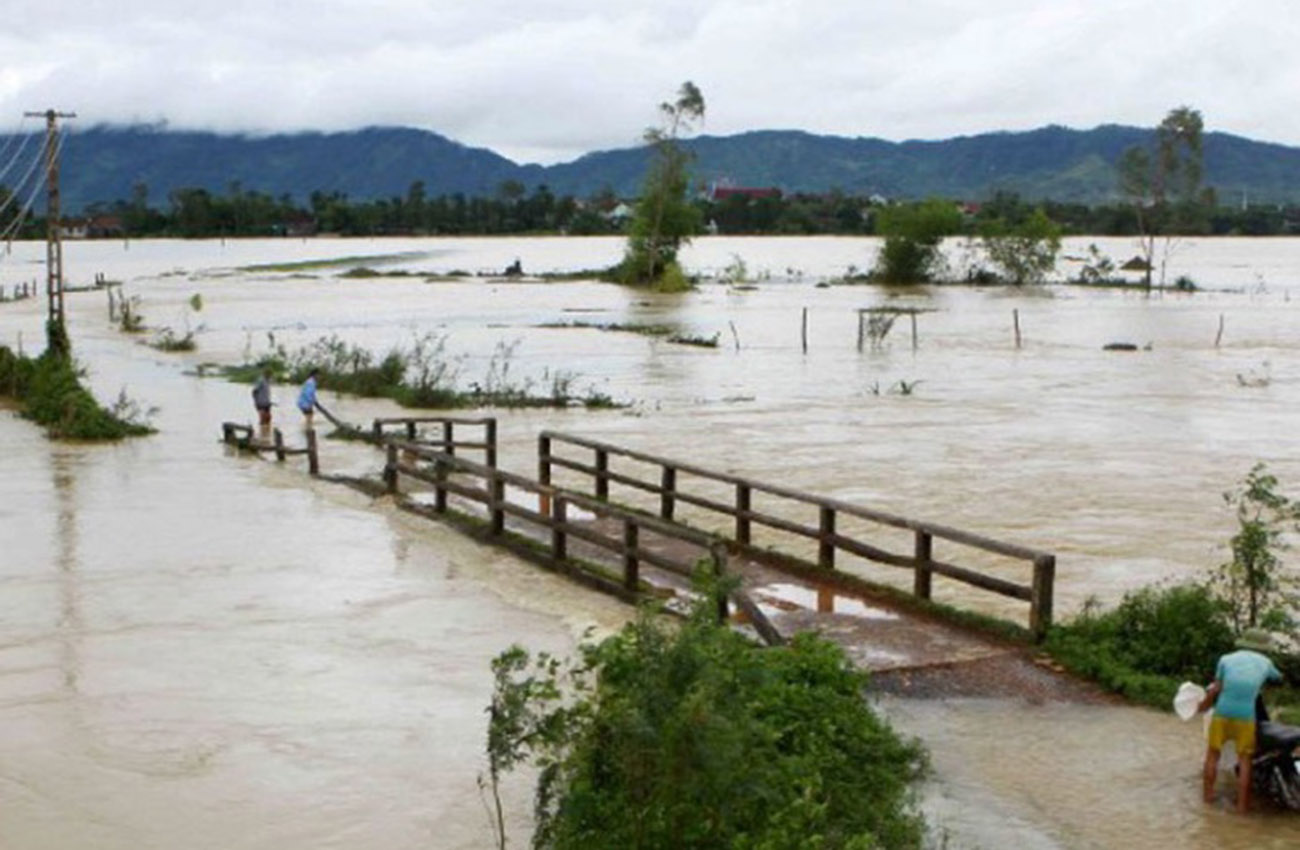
<box><xmin>1201</xmin><ymin>628</ymin><xmax>1283</xmax><ymax>813</ymax></box>
<box><xmin>297</xmin><ymin>369</ymin><xmax>319</xmax><ymax>429</ymax></box>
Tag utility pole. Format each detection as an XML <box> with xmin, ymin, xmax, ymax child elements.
<box><xmin>24</xmin><ymin>109</ymin><xmax>75</xmax><ymax>344</ymax></box>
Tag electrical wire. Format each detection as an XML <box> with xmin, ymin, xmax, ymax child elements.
<box><xmin>0</xmin><ymin>117</ymin><xmax>35</xmax><ymax>185</ymax></box>
<box><xmin>0</xmin><ymin>128</ymin><xmax>53</xmax><ymax>226</ymax></box>
<box><xmin>0</xmin><ymin>127</ymin><xmax>66</xmax><ymax>245</ymax></box>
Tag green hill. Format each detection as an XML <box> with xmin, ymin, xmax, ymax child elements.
<box><xmin>5</xmin><ymin>122</ymin><xmax>1300</xmax><ymax>212</ymax></box>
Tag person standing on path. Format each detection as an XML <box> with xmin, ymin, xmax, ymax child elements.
<box><xmin>252</xmin><ymin>369</ymin><xmax>273</xmax><ymax>438</ymax></box>
<box><xmin>1199</xmin><ymin>628</ymin><xmax>1283</xmax><ymax>813</ymax></box>
<box><xmin>297</xmin><ymin>369</ymin><xmax>319</xmax><ymax>429</ymax></box>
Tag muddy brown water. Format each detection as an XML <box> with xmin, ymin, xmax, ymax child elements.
<box><xmin>3</xmin><ymin>235</ymin><xmax>1300</xmax><ymax>848</ymax></box>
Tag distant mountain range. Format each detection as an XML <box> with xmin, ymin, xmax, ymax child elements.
<box><xmin>9</xmin><ymin>123</ymin><xmax>1300</xmax><ymax>212</ymax></box>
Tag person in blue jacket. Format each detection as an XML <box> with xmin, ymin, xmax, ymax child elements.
<box><xmin>297</xmin><ymin>369</ymin><xmax>319</xmax><ymax>428</ymax></box>
<box><xmin>1200</xmin><ymin>628</ymin><xmax>1283</xmax><ymax>813</ymax></box>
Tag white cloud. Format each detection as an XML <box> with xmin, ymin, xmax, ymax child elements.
<box><xmin>1</xmin><ymin>0</ymin><xmax>1298</xmax><ymax>163</ymax></box>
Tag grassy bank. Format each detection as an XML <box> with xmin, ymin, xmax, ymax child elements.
<box><xmin>1044</xmin><ymin>581</ymin><xmax>1300</xmax><ymax>722</ymax></box>
<box><xmin>0</xmin><ymin>344</ymin><xmax>154</xmax><ymax>439</ymax></box>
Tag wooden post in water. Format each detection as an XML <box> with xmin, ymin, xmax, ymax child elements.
<box><xmin>406</xmin><ymin>420</ymin><xmax>417</xmax><ymax>441</ymax></box>
<box><xmin>1031</xmin><ymin>554</ymin><xmax>1056</xmax><ymax>640</ymax></box>
<box><xmin>273</xmin><ymin>428</ymin><xmax>286</xmax><ymax>461</ymax></box>
<box><xmin>801</xmin><ymin>307</ymin><xmax>808</xmax><ymax>353</ymax></box>
<box><xmin>735</xmin><ymin>483</ymin><xmax>751</xmax><ymax>545</ymax></box>
<box><xmin>305</xmin><ymin>429</ymin><xmax>319</xmax><ymax>476</ymax></box>
<box><xmin>856</xmin><ymin>312</ymin><xmax>865</xmax><ymax>352</ymax></box>
<box><xmin>913</xmin><ymin>530</ymin><xmax>933</xmax><ymax>600</ymax></box>
<box><xmin>1215</xmin><ymin>313</ymin><xmax>1225</xmax><ymax>348</ymax></box>
<box><xmin>384</xmin><ymin>443</ymin><xmax>398</xmax><ymax>494</ymax></box>
<box><xmin>1013</xmin><ymin>309</ymin><xmax>1022</xmax><ymax>349</ymax></box>
<box><xmin>910</xmin><ymin>311</ymin><xmax>918</xmax><ymax>350</ymax></box>
<box><xmin>433</xmin><ymin>456</ymin><xmax>448</xmax><ymax>513</ymax></box>
<box><xmin>623</xmin><ymin>518</ymin><xmax>639</xmax><ymax>592</ymax></box>
<box><xmin>372</xmin><ymin>420</ymin><xmax>384</xmax><ymax>443</ymax></box>
<box><xmin>818</xmin><ymin>507</ymin><xmax>836</xmax><ymax>568</ymax></box>
<box><xmin>538</xmin><ymin>434</ymin><xmax>552</xmax><ymax>516</ymax></box>
<box><xmin>660</xmin><ymin>466</ymin><xmax>676</xmax><ymax>520</ymax></box>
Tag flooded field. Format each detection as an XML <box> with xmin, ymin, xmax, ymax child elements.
<box><xmin>3</xmin><ymin>234</ymin><xmax>1300</xmax><ymax>848</ymax></box>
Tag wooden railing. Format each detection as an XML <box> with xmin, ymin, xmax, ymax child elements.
<box><xmin>382</xmin><ymin>440</ymin><xmax>783</xmax><ymax>646</ymax></box>
<box><xmin>370</xmin><ymin>416</ymin><xmax>497</xmax><ymax>466</ymax></box>
<box><xmin>538</xmin><ymin>431</ymin><xmax>1056</xmax><ymax>638</ymax></box>
<box><xmin>221</xmin><ymin>423</ymin><xmax>319</xmax><ymax>476</ymax></box>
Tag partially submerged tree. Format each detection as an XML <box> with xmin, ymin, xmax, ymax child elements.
<box><xmin>1118</xmin><ymin>106</ymin><xmax>1210</xmax><ymax>287</ymax></box>
<box><xmin>619</xmin><ymin>82</ymin><xmax>705</xmax><ymax>289</ymax></box>
<box><xmin>871</xmin><ymin>199</ymin><xmax>963</xmax><ymax>283</ymax></box>
<box><xmin>979</xmin><ymin>207</ymin><xmax>1063</xmax><ymax>285</ymax></box>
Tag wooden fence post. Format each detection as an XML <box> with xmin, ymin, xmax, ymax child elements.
<box><xmin>594</xmin><ymin>449</ymin><xmax>609</xmax><ymax>500</ymax></box>
<box><xmin>711</xmin><ymin>542</ymin><xmax>729</xmax><ymax>623</ymax></box>
<box><xmin>372</xmin><ymin>420</ymin><xmax>383</xmax><ymax>443</ymax></box>
<box><xmin>489</xmin><ymin>472</ymin><xmax>505</xmax><ymax>536</ymax></box>
<box><xmin>818</xmin><ymin>507</ymin><xmax>836</xmax><ymax>568</ymax></box>
<box><xmin>623</xmin><ymin>518</ymin><xmax>639</xmax><ymax>592</ymax></box>
<box><xmin>443</xmin><ymin>421</ymin><xmax>455</xmax><ymax>457</ymax></box>
<box><xmin>434</xmin><ymin>456</ymin><xmax>448</xmax><ymax>513</ymax></box>
<box><xmin>306</xmin><ymin>429</ymin><xmax>319</xmax><ymax>476</ymax></box>
<box><xmin>406</xmin><ymin>420</ymin><xmax>417</xmax><ymax>440</ymax></box>
<box><xmin>551</xmin><ymin>496</ymin><xmax>568</xmax><ymax>563</ymax></box>
<box><xmin>735</xmin><ymin>483</ymin><xmax>751</xmax><ymax>545</ymax></box>
<box><xmin>485</xmin><ymin>419</ymin><xmax>497</xmax><ymax>468</ymax></box>
<box><xmin>1031</xmin><ymin>554</ymin><xmax>1056</xmax><ymax>640</ymax></box>
<box><xmin>660</xmin><ymin>466</ymin><xmax>676</xmax><ymax>520</ymax></box>
<box><xmin>384</xmin><ymin>443</ymin><xmax>398</xmax><ymax>494</ymax></box>
<box><xmin>538</xmin><ymin>434</ymin><xmax>552</xmax><ymax>516</ymax></box>
<box><xmin>913</xmin><ymin>530</ymin><xmax>933</xmax><ymax>600</ymax></box>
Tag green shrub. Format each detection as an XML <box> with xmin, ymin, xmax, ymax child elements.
<box><xmin>1045</xmin><ymin>582</ymin><xmax>1235</xmax><ymax>709</ymax></box>
<box><xmin>486</xmin><ymin>579</ymin><xmax>926</xmax><ymax>850</ymax></box>
<box><xmin>0</xmin><ymin>346</ymin><xmax>153</xmax><ymax>440</ymax></box>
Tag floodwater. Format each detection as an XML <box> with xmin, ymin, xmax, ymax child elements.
<box><xmin>3</xmin><ymin>234</ymin><xmax>1300</xmax><ymax>848</ymax></box>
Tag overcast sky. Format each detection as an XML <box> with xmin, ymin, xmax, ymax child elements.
<box><xmin>2</xmin><ymin>0</ymin><xmax>1297</xmax><ymax>164</ymax></box>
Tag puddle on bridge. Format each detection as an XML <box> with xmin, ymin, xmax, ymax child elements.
<box><xmin>750</xmin><ymin>581</ymin><xmax>901</xmax><ymax>620</ymax></box>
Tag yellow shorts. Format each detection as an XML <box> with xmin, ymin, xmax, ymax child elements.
<box><xmin>1207</xmin><ymin>715</ymin><xmax>1257</xmax><ymax>756</ymax></box>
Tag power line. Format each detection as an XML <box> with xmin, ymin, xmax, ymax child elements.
<box><xmin>0</xmin><ymin>128</ymin><xmax>52</xmax><ymax>227</ymax></box>
<box><xmin>0</xmin><ymin>129</ymin><xmax>63</xmax><ymax>243</ymax></box>
<box><xmin>0</xmin><ymin>118</ymin><xmax>37</xmax><ymax>186</ymax></box>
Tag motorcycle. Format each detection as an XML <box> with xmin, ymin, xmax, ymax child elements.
<box><xmin>1250</xmin><ymin>697</ymin><xmax>1300</xmax><ymax>810</ymax></box>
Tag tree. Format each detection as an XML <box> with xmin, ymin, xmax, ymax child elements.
<box><xmin>620</xmin><ymin>81</ymin><xmax>705</xmax><ymax>288</ymax></box>
<box><xmin>1212</xmin><ymin>463</ymin><xmax>1300</xmax><ymax>632</ymax></box>
<box><xmin>1118</xmin><ymin>106</ymin><xmax>1207</xmax><ymax>286</ymax></box>
<box><xmin>484</xmin><ymin>575</ymin><xmax>926</xmax><ymax>850</ymax></box>
<box><xmin>871</xmin><ymin>199</ymin><xmax>962</xmax><ymax>283</ymax></box>
<box><xmin>979</xmin><ymin>207</ymin><xmax>1063</xmax><ymax>285</ymax></box>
